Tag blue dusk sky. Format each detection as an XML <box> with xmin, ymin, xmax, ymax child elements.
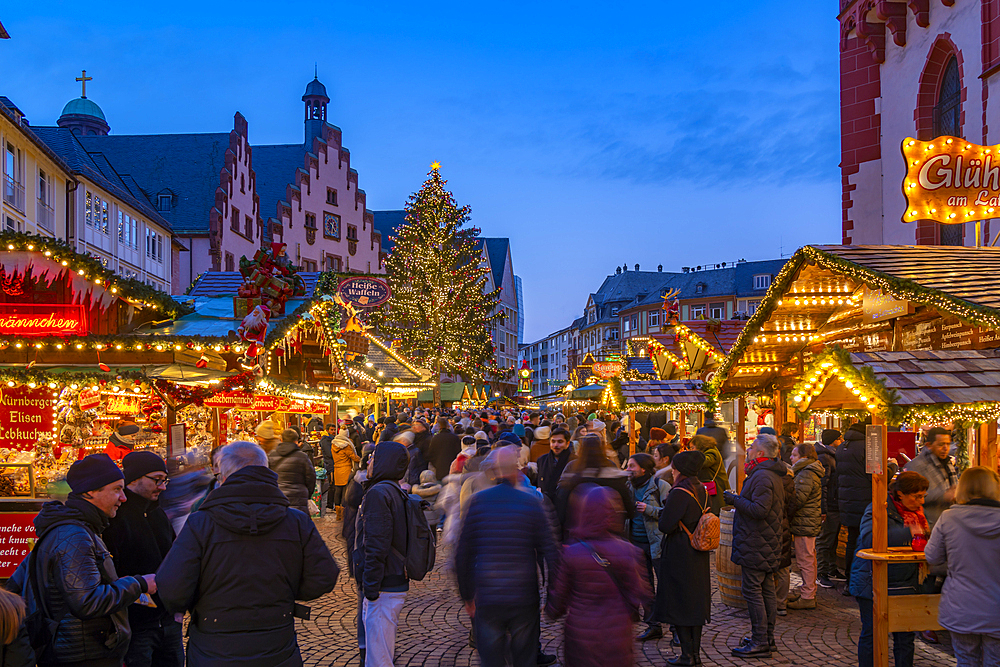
<box><xmin>0</xmin><ymin>1</ymin><xmax>841</xmax><ymax>342</ymax></box>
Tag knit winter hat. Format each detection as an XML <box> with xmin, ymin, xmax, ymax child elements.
<box><xmin>68</xmin><ymin>453</ymin><xmax>124</xmax><ymax>495</ymax></box>
<box><xmin>393</xmin><ymin>430</ymin><xmax>415</xmax><ymax>446</ymax></box>
<box><xmin>672</xmin><ymin>450</ymin><xmax>706</xmax><ymax>478</ymax></box>
<box><xmin>533</xmin><ymin>426</ymin><xmax>551</xmax><ymax>441</ymax></box>
<box><xmin>122</xmin><ymin>450</ymin><xmax>167</xmax><ymax>485</ymax></box>
<box><xmin>474</xmin><ymin>430</ymin><xmax>488</xmax><ymax>441</ymax></box>
<box><xmin>649</xmin><ymin>427</ymin><xmax>668</xmax><ymax>441</ymax></box>
<box><xmin>821</xmin><ymin>429</ymin><xmax>842</xmax><ymax>446</ymax></box>
<box><xmin>497</xmin><ymin>431</ymin><xmax>522</xmax><ymax>446</ymax></box>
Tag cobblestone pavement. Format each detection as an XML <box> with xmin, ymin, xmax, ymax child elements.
<box><xmin>297</xmin><ymin>517</ymin><xmax>956</xmax><ymax>666</ymax></box>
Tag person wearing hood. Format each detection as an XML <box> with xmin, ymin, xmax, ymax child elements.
<box><xmin>358</xmin><ymin>441</ymin><xmax>411</xmax><ymax>667</ymax></box>
<box><xmin>785</xmin><ymin>443</ymin><xmax>825</xmax><ymax>611</ymax></box>
<box><xmin>722</xmin><ymin>434</ymin><xmax>787</xmax><ymax>659</ymax></box>
<box><xmin>657</xmin><ymin>450</ymin><xmax>712</xmax><ymax>665</ymax></box>
<box><xmin>546</xmin><ymin>485</ymin><xmax>651</xmax><ymax>667</ymax></box>
<box><xmin>327</xmin><ymin>429</ymin><xmax>361</xmax><ymax>520</ymax></box>
<box><xmin>268</xmin><ymin>428</ymin><xmax>317</xmax><ymax>514</ymax></box>
<box><xmin>849</xmin><ymin>471</ymin><xmax>927</xmax><ymax>667</ymax></box>
<box><xmin>626</xmin><ymin>452</ymin><xmax>670</xmax><ymax>643</ymax></box>
<box><xmin>691</xmin><ymin>434</ymin><xmax>730</xmax><ymax>516</ymax></box>
<box><xmin>103</xmin><ymin>451</ymin><xmax>182</xmax><ymax>667</ymax></box>
<box><xmin>458</xmin><ymin>446</ymin><xmax>559</xmax><ymax>667</ymax></box>
<box><xmin>7</xmin><ymin>453</ymin><xmax>153</xmax><ymax>667</ymax></box>
<box><xmin>925</xmin><ymin>466</ymin><xmax>1000</xmax><ymax>667</ymax></box>
<box><xmin>156</xmin><ymin>441</ymin><xmax>339</xmax><ymax>667</ymax></box>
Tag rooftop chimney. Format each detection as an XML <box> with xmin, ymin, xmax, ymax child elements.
<box><xmin>634</xmin><ymin>263</ymin><xmax>640</xmax><ymax>272</ymax></box>
<box><xmin>658</xmin><ymin>264</ymin><xmax>663</xmax><ymax>272</ymax></box>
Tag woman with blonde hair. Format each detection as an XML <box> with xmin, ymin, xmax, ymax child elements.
<box><xmin>926</xmin><ymin>466</ymin><xmax>1000</xmax><ymax>667</ymax></box>
<box><xmin>0</xmin><ymin>587</ymin><xmax>33</xmax><ymax>666</ymax></box>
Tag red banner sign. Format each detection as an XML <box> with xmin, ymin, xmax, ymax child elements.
<box><xmin>593</xmin><ymin>360</ymin><xmax>624</xmax><ymax>378</ymax></box>
<box><xmin>0</xmin><ymin>513</ymin><xmax>37</xmax><ymax>578</ymax></box>
<box><xmin>204</xmin><ymin>391</ymin><xmax>283</xmax><ymax>412</ymax></box>
<box><xmin>0</xmin><ymin>386</ymin><xmax>54</xmax><ymax>450</ymax></box>
<box><xmin>0</xmin><ymin>304</ymin><xmax>87</xmax><ymax>337</ymax></box>
<box><xmin>283</xmin><ymin>400</ymin><xmax>330</xmax><ymax>414</ymax></box>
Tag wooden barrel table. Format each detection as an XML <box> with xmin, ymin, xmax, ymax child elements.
<box><xmin>717</xmin><ymin>508</ymin><xmax>745</xmax><ymax>609</ymax></box>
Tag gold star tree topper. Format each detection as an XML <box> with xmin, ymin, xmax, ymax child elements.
<box><xmin>430</xmin><ymin>161</ymin><xmax>441</xmax><ymax>170</ymax></box>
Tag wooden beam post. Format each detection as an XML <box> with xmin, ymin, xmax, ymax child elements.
<box><xmin>977</xmin><ymin>421</ymin><xmax>998</xmax><ymax>471</ymax></box>
<box><xmin>679</xmin><ymin>410</ymin><xmax>687</xmax><ymax>441</ymax></box>
<box><xmin>871</xmin><ymin>414</ymin><xmax>890</xmax><ymax>667</ymax></box>
<box><xmin>737</xmin><ymin>397</ymin><xmax>747</xmax><ymax>493</ymax></box>
<box><xmin>629</xmin><ymin>410</ymin><xmax>637</xmax><ymax>457</ymax></box>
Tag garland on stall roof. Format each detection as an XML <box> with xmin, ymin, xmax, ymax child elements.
<box><xmin>790</xmin><ymin>346</ymin><xmax>898</xmax><ymax>419</ymax></box>
<box><xmin>0</xmin><ymin>367</ymin><xmax>146</xmax><ymax>390</ymax></box>
<box><xmin>0</xmin><ymin>231</ymin><xmax>191</xmax><ymax>317</ymax></box>
<box><xmin>0</xmin><ymin>334</ymin><xmax>245</xmax><ymax>353</ymax></box>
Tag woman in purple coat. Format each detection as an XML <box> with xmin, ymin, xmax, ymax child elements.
<box><xmin>547</xmin><ymin>485</ymin><xmax>651</xmax><ymax>667</ymax></box>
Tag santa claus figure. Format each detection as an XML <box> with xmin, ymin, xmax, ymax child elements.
<box><xmin>237</xmin><ymin>304</ymin><xmax>271</xmax><ymax>359</ymax></box>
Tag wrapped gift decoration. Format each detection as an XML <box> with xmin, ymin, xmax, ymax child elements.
<box><xmin>233</xmin><ymin>297</ymin><xmax>263</xmax><ymax>318</ymax></box>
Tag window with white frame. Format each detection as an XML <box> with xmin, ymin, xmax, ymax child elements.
<box><xmin>710</xmin><ymin>303</ymin><xmax>725</xmax><ymax>319</ymax></box>
<box><xmin>146</xmin><ymin>228</ymin><xmax>164</xmax><ymax>263</ymax></box>
<box><xmin>692</xmin><ymin>305</ymin><xmax>706</xmax><ymax>319</ymax></box>
<box><xmin>753</xmin><ymin>274</ymin><xmax>771</xmax><ymax>290</ymax></box>
<box><xmin>648</xmin><ymin>310</ymin><xmax>659</xmax><ymax>327</ymax></box>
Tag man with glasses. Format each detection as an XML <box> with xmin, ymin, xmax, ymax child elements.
<box><xmin>104</xmin><ymin>451</ymin><xmax>183</xmax><ymax>667</ymax></box>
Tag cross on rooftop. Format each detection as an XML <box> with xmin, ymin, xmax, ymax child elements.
<box><xmin>76</xmin><ymin>70</ymin><xmax>92</xmax><ymax>98</ymax></box>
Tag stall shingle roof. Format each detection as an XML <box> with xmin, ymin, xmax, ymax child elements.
<box><xmin>617</xmin><ymin>379</ymin><xmax>711</xmax><ymax>406</ymax></box>
<box><xmin>853</xmin><ymin>349</ymin><xmax>1000</xmax><ymax>406</ymax></box>
<box><xmin>186</xmin><ymin>271</ymin><xmax>321</xmax><ymax>297</ymax></box>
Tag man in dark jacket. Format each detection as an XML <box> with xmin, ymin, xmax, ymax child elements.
<box><xmin>406</xmin><ymin>419</ymin><xmax>431</xmax><ymax>486</ymax></box>
<box><xmin>103</xmin><ymin>451</ymin><xmax>182</xmax><ymax>667</ymax></box>
<box><xmin>157</xmin><ymin>441</ymin><xmax>338</xmax><ymax>666</ymax></box>
<box><xmin>8</xmin><ymin>454</ymin><xmax>154</xmax><ymax>667</ymax></box>
<box><xmin>268</xmin><ymin>428</ymin><xmax>317</xmax><ymax>513</ymax></box>
<box><xmin>723</xmin><ymin>434</ymin><xmax>786</xmax><ymax>658</ymax></box>
<box><xmin>696</xmin><ymin>414</ymin><xmax>731</xmax><ymax>459</ymax></box>
<box><xmin>427</xmin><ymin>417</ymin><xmax>462</xmax><ymax>478</ymax></box>
<box><xmin>815</xmin><ymin>429</ymin><xmax>844</xmax><ymax>588</ymax></box>
<box><xmin>358</xmin><ymin>441</ymin><xmax>410</xmax><ymax>667</ymax></box>
<box><xmin>536</xmin><ymin>428</ymin><xmax>574</xmax><ymax>507</ymax></box>
<box><xmin>378</xmin><ymin>415</ymin><xmax>399</xmax><ymax>443</ymax></box>
<box><xmin>837</xmin><ymin>421</ymin><xmax>870</xmax><ymax>593</ymax></box>
<box><xmin>456</xmin><ymin>446</ymin><xmax>559</xmax><ymax>667</ymax></box>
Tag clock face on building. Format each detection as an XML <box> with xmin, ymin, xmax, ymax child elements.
<box><xmin>520</xmin><ymin>369</ymin><xmax>531</xmax><ymax>379</ymax></box>
<box><xmin>324</xmin><ymin>212</ymin><xmax>341</xmax><ymax>240</ymax></box>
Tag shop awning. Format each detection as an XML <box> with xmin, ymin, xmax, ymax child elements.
<box><xmin>602</xmin><ymin>377</ymin><xmax>713</xmax><ymax>412</ymax></box>
<box><xmin>795</xmin><ymin>348</ymin><xmax>1000</xmax><ymax>423</ymax></box>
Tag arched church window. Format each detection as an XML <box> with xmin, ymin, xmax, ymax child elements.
<box><xmin>934</xmin><ymin>57</ymin><xmax>960</xmax><ymax>138</ymax></box>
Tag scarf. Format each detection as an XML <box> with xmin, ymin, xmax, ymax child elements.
<box><xmin>891</xmin><ymin>496</ymin><xmax>929</xmax><ymax>538</ymax></box>
<box><xmin>629</xmin><ymin>472</ymin><xmax>652</xmax><ymax>489</ymax></box>
<box><xmin>744</xmin><ymin>456</ymin><xmax>772</xmax><ymax>475</ymax></box>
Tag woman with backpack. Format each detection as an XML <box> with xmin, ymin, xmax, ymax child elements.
<box><xmin>656</xmin><ymin>449</ymin><xmax>713</xmax><ymax>666</ymax></box>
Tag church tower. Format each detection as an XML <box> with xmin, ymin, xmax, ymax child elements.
<box><xmin>302</xmin><ymin>73</ymin><xmax>329</xmax><ymax>147</ymax></box>
<box><xmin>57</xmin><ymin>70</ymin><xmax>109</xmax><ymax>136</ymax></box>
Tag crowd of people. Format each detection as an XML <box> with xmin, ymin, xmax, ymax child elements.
<box><xmin>0</xmin><ymin>406</ymin><xmax>998</xmax><ymax>667</ymax></box>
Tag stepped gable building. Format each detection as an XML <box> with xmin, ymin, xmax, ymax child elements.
<box><xmin>839</xmin><ymin>0</ymin><xmax>1000</xmax><ymax>246</ymax></box>
<box><xmin>36</xmin><ymin>74</ymin><xmax>382</xmax><ymax>292</ymax></box>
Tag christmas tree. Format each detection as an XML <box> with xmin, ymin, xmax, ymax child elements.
<box><xmin>376</xmin><ymin>165</ymin><xmax>506</xmax><ymax>404</ymax></box>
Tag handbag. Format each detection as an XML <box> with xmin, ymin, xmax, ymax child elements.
<box><xmin>579</xmin><ymin>541</ymin><xmax>640</xmax><ymax>621</ymax></box>
<box><xmin>703</xmin><ymin>458</ymin><xmax>723</xmax><ymax>496</ymax></box>
<box><xmin>677</xmin><ymin>487</ymin><xmax>721</xmax><ymax>551</ymax></box>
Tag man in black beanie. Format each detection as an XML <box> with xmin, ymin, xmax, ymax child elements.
<box><xmin>8</xmin><ymin>453</ymin><xmax>156</xmax><ymax>667</ymax></box>
<box><xmin>104</xmin><ymin>451</ymin><xmax>183</xmax><ymax>667</ymax></box>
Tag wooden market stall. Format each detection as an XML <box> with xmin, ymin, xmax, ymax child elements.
<box><xmin>601</xmin><ymin>377</ymin><xmax>713</xmax><ymax>456</ymax></box>
<box><xmin>713</xmin><ymin>244</ymin><xmax>1000</xmax><ymax>662</ymax></box>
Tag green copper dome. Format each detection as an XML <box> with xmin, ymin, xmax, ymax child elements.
<box><xmin>60</xmin><ymin>97</ymin><xmax>106</xmax><ymax>121</ymax></box>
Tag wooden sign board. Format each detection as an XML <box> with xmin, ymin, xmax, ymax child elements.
<box><xmin>866</xmin><ymin>425</ymin><xmax>884</xmax><ymax>474</ymax></box>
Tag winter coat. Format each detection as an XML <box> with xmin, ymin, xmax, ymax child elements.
<box><xmin>405</xmin><ymin>429</ymin><xmax>431</xmax><ymax>485</ymax></box>
<box><xmin>925</xmin><ymin>500</ymin><xmax>1000</xmax><ymax>636</ymax></box>
<box><xmin>358</xmin><ymin>442</ymin><xmax>410</xmax><ymax>599</ymax></box>
<box><xmin>837</xmin><ymin>424</ymin><xmax>871</xmax><ymax>527</ymax></box>
<box><xmin>546</xmin><ymin>486</ymin><xmax>651</xmax><ymax>667</ymax></box>
<box><xmin>378</xmin><ymin>423</ymin><xmax>399</xmax><ymax>443</ymax></box>
<box><xmin>103</xmin><ymin>488</ymin><xmax>176</xmax><ymax>629</ymax></box>
<box><xmin>328</xmin><ymin>431</ymin><xmax>360</xmax><ymax>486</ymax></box>
<box><xmin>268</xmin><ymin>440</ymin><xmax>317</xmax><ymax>513</ymax></box>
<box><xmin>557</xmin><ymin>464</ymin><xmax>635</xmax><ymax>533</ymax></box>
<box><xmin>779</xmin><ymin>463</ymin><xmax>794</xmax><ymax>568</ymax></box>
<box><xmin>537</xmin><ymin>448</ymin><xmax>574</xmax><ymax>506</ymax></box>
<box><xmin>427</xmin><ymin>429</ymin><xmax>462</xmax><ymax>478</ymax></box>
<box><xmin>778</xmin><ymin>435</ymin><xmax>796</xmax><ymax>464</ymax></box>
<box><xmin>656</xmin><ymin>476</ymin><xmax>712</xmax><ymax>626</ymax></box>
<box><xmin>6</xmin><ymin>496</ymin><xmax>145</xmax><ymax>666</ymax></box>
<box><xmin>904</xmin><ymin>447</ymin><xmax>958</xmax><ymax>527</ymax></box>
<box><xmin>0</xmin><ymin>623</ymin><xmax>34</xmax><ymax>667</ymax></box>
<box><xmin>456</xmin><ymin>479</ymin><xmax>558</xmax><ymax>607</ymax></box>
<box><xmin>629</xmin><ymin>475</ymin><xmax>670</xmax><ymax>560</ymax></box>
<box><xmin>695</xmin><ymin>424</ymin><xmax>729</xmax><ymax>452</ymax></box>
<box><xmin>342</xmin><ymin>468</ymin><xmax>367</xmax><ymax>579</ymax></box>
<box><xmin>730</xmin><ymin>458</ymin><xmax>786</xmax><ymax>572</ymax></box>
<box><xmin>695</xmin><ymin>444</ymin><xmax>730</xmax><ymax>515</ymax></box>
<box><xmin>529</xmin><ymin>438</ymin><xmax>551</xmax><ymax>463</ymax></box>
<box><xmin>789</xmin><ymin>458</ymin><xmax>824</xmax><ymax>537</ymax></box>
<box><xmin>815</xmin><ymin>443</ymin><xmax>839</xmax><ymax>513</ymax></box>
<box><xmin>156</xmin><ymin>465</ymin><xmax>339</xmax><ymax>667</ymax></box>
<box><xmin>849</xmin><ymin>497</ymin><xmax>919</xmax><ymax>599</ymax></box>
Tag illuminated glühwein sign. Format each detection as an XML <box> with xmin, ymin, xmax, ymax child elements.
<box><xmin>593</xmin><ymin>360</ymin><xmax>624</xmax><ymax>379</ymax></box>
<box><xmin>902</xmin><ymin>136</ymin><xmax>1000</xmax><ymax>224</ymax></box>
<box><xmin>0</xmin><ymin>304</ymin><xmax>87</xmax><ymax>337</ymax></box>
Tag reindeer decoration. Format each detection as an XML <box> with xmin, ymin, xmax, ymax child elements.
<box><xmin>662</xmin><ymin>287</ymin><xmax>681</xmax><ymax>326</ymax></box>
